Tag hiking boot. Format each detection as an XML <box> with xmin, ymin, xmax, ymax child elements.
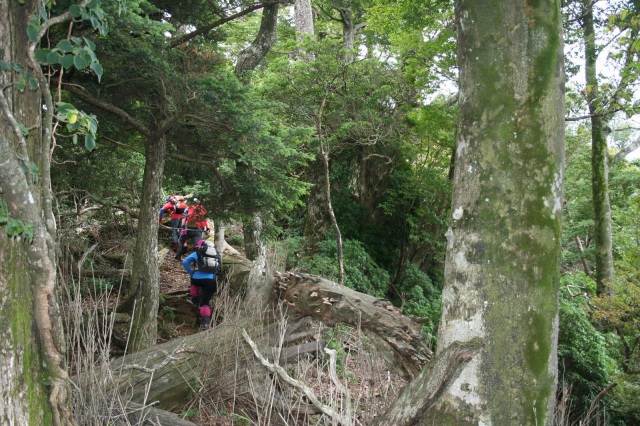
<box><xmin>200</xmin><ymin>315</ymin><xmax>211</xmax><ymax>330</ymax></box>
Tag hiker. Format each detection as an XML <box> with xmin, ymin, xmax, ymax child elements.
<box><xmin>159</xmin><ymin>195</ymin><xmax>187</xmax><ymax>251</ymax></box>
<box><xmin>181</xmin><ymin>239</ymin><xmax>221</xmax><ymax>329</ymax></box>
<box><xmin>175</xmin><ymin>198</ymin><xmax>209</xmax><ymax>260</ymax></box>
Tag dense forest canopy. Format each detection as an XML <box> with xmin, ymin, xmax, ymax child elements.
<box><xmin>1</xmin><ymin>0</ymin><xmax>639</xmax><ymax>424</ymax></box>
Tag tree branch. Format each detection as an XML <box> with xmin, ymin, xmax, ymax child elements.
<box><xmin>612</xmin><ymin>134</ymin><xmax>640</xmax><ymax>163</ymax></box>
<box><xmin>242</xmin><ymin>329</ymin><xmax>353</xmax><ymax>426</ymax></box>
<box><xmin>62</xmin><ymin>84</ymin><xmax>151</xmax><ymax>135</ymax></box>
<box><xmin>170</xmin><ymin>3</ymin><xmax>269</xmax><ymax>48</ymax></box>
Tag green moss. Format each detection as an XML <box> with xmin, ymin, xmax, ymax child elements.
<box><xmin>3</xmin><ymin>241</ymin><xmax>53</xmax><ymax>424</ymax></box>
<box><xmin>524</xmin><ymin>312</ymin><xmax>553</xmax><ymax>375</ymax></box>
<box><xmin>529</xmin><ymin>3</ymin><xmax>561</xmax><ymax>103</ymax></box>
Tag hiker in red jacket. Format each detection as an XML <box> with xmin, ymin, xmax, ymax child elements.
<box><xmin>175</xmin><ymin>198</ymin><xmax>210</xmax><ymax>260</ymax></box>
<box><xmin>159</xmin><ymin>195</ymin><xmax>187</xmax><ymax>251</ymax></box>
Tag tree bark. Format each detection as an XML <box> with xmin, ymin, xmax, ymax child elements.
<box><xmin>294</xmin><ymin>0</ymin><xmax>315</xmax><ymax>40</ymax></box>
<box><xmin>127</xmin><ymin>135</ymin><xmax>167</xmax><ymax>351</ymax></box>
<box><xmin>582</xmin><ymin>0</ymin><xmax>615</xmax><ymax>295</ymax></box>
<box><xmin>0</xmin><ymin>1</ymin><xmax>75</xmax><ymax>424</ymax></box>
<box><xmin>234</xmin><ymin>3</ymin><xmax>280</xmax><ymax>80</ymax></box>
<box><xmin>294</xmin><ymin>0</ymin><xmax>315</xmax><ymax>61</ymax></box>
<box><xmin>275</xmin><ymin>272</ymin><xmax>432</xmax><ymax>377</ymax></box>
<box><xmin>214</xmin><ymin>219</ymin><xmax>226</xmax><ymax>252</ymax></box>
<box><xmin>428</xmin><ymin>1</ymin><xmax>564</xmax><ymax>424</ymax></box>
<box><xmin>242</xmin><ymin>211</ymin><xmax>266</xmax><ymax>263</ymax></box>
<box><xmin>303</xmin><ymin>156</ymin><xmax>332</xmax><ymax>248</ymax></box>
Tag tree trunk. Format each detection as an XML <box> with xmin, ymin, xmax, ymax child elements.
<box><xmin>304</xmin><ymin>156</ymin><xmax>332</xmax><ymax>248</ymax></box>
<box><xmin>214</xmin><ymin>219</ymin><xmax>226</xmax><ymax>252</ymax></box>
<box><xmin>128</xmin><ymin>135</ymin><xmax>167</xmax><ymax>351</ymax></box>
<box><xmin>294</xmin><ymin>0</ymin><xmax>315</xmax><ymax>61</ymax></box>
<box><xmin>234</xmin><ymin>3</ymin><xmax>279</xmax><ymax>80</ymax></box>
<box><xmin>0</xmin><ymin>1</ymin><xmax>75</xmax><ymax>424</ymax></box>
<box><xmin>582</xmin><ymin>0</ymin><xmax>615</xmax><ymax>295</ymax></box>
<box><xmin>242</xmin><ymin>211</ymin><xmax>266</xmax><ymax>263</ymax></box>
<box><xmin>294</xmin><ymin>0</ymin><xmax>315</xmax><ymax>40</ymax></box>
<box><xmin>317</xmin><ymin>96</ymin><xmax>345</xmax><ymax>284</ymax></box>
<box><xmin>427</xmin><ymin>1</ymin><xmax>564</xmax><ymax>424</ymax></box>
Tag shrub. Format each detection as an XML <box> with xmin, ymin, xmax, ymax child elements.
<box><xmin>394</xmin><ymin>263</ymin><xmax>441</xmax><ymax>342</ymax></box>
<box><xmin>558</xmin><ymin>273</ymin><xmax>618</xmax><ymax>423</ymax></box>
<box><xmin>278</xmin><ymin>237</ymin><xmax>389</xmax><ymax>297</ymax></box>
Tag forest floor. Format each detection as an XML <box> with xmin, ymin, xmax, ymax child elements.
<box><xmin>150</xmin><ymin>242</ymin><xmax>407</xmax><ymax>425</ymax></box>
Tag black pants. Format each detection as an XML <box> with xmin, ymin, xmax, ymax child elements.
<box><xmin>176</xmin><ymin>228</ymin><xmax>202</xmax><ymax>258</ymax></box>
<box><xmin>190</xmin><ymin>276</ymin><xmax>217</xmax><ymax>319</ymax></box>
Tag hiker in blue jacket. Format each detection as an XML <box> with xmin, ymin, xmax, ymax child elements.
<box><xmin>181</xmin><ymin>240</ymin><xmax>220</xmax><ymax>329</ymax></box>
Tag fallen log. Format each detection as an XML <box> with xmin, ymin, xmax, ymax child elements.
<box><xmin>97</xmin><ymin>251</ymin><xmax>433</xmax><ymax>421</ymax></box>
<box><xmin>275</xmin><ymin>271</ymin><xmax>433</xmax><ymax>378</ymax></box>
<box><xmin>126</xmin><ymin>402</ymin><xmax>197</xmax><ymax>426</ymax></box>
<box><xmin>93</xmin><ymin>316</ymin><xmax>325</xmax><ymax>411</ymax></box>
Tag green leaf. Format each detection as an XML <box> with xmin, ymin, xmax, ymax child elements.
<box><xmin>46</xmin><ymin>51</ymin><xmax>61</xmax><ymax>65</ymax></box>
<box><xmin>34</xmin><ymin>49</ymin><xmax>51</xmax><ymax>63</ymax></box>
<box><xmin>85</xmin><ymin>134</ymin><xmax>96</xmax><ymax>151</ymax></box>
<box><xmin>56</xmin><ymin>102</ymin><xmax>75</xmax><ymax>114</ymax></box>
<box><xmin>59</xmin><ymin>55</ymin><xmax>74</xmax><ymax>69</ymax></box>
<box><xmin>17</xmin><ymin>79</ymin><xmax>26</xmax><ymax>91</ymax></box>
<box><xmin>0</xmin><ymin>201</ymin><xmax>8</xmax><ymax>223</ymax></box>
<box><xmin>28</xmin><ymin>76</ymin><xmax>38</xmax><ymax>90</ymax></box>
<box><xmin>72</xmin><ymin>134</ymin><xmax>78</xmax><ymax>145</ymax></box>
<box><xmin>89</xmin><ymin>116</ymin><xmax>98</xmax><ymax>134</ymax></box>
<box><xmin>27</xmin><ymin>24</ymin><xmax>39</xmax><ymax>42</ymax></box>
<box><xmin>6</xmin><ymin>219</ymin><xmax>23</xmax><ymax>237</ymax></box>
<box><xmin>56</xmin><ymin>39</ymin><xmax>73</xmax><ymax>53</ymax></box>
<box><xmin>69</xmin><ymin>5</ymin><xmax>82</xmax><ymax>18</ymax></box>
<box><xmin>66</xmin><ymin>122</ymin><xmax>81</xmax><ymax>132</ymax></box>
<box><xmin>73</xmin><ymin>53</ymin><xmax>90</xmax><ymax>69</ymax></box>
<box><xmin>39</xmin><ymin>6</ymin><xmax>48</xmax><ymax>21</ymax></box>
<box><xmin>90</xmin><ymin>62</ymin><xmax>103</xmax><ymax>82</ymax></box>
<box><xmin>18</xmin><ymin>123</ymin><xmax>29</xmax><ymax>136</ymax></box>
<box><xmin>82</xmin><ymin>37</ymin><xmax>96</xmax><ymax>51</ymax></box>
<box><xmin>22</xmin><ymin>223</ymin><xmax>34</xmax><ymax>243</ymax></box>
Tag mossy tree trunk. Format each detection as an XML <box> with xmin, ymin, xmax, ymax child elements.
<box><xmin>582</xmin><ymin>0</ymin><xmax>615</xmax><ymax>295</ymax></box>
<box><xmin>0</xmin><ymin>1</ymin><xmax>74</xmax><ymax>424</ymax></box>
<box><xmin>234</xmin><ymin>2</ymin><xmax>279</xmax><ymax>81</ymax></box>
<box><xmin>427</xmin><ymin>1</ymin><xmax>565</xmax><ymax>424</ymax></box>
<box><xmin>304</xmin><ymin>156</ymin><xmax>332</xmax><ymax>248</ymax></box>
<box><xmin>128</xmin><ymin>134</ymin><xmax>167</xmax><ymax>351</ymax></box>
<box><xmin>63</xmin><ymin>85</ymin><xmax>187</xmax><ymax>352</ymax></box>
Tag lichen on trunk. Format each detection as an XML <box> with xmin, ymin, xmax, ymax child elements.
<box><xmin>427</xmin><ymin>1</ymin><xmax>565</xmax><ymax>424</ymax></box>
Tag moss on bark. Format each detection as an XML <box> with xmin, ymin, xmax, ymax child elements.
<box><xmin>428</xmin><ymin>1</ymin><xmax>564</xmax><ymax>424</ymax></box>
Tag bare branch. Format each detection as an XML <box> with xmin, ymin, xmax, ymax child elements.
<box><xmin>170</xmin><ymin>2</ymin><xmax>281</xmax><ymax>48</ymax></box>
<box><xmin>242</xmin><ymin>329</ymin><xmax>353</xmax><ymax>426</ymax></box>
<box><xmin>612</xmin><ymin>135</ymin><xmax>640</xmax><ymax>163</ymax></box>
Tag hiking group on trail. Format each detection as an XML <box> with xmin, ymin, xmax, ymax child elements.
<box><xmin>159</xmin><ymin>195</ymin><xmax>221</xmax><ymax>329</ymax></box>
